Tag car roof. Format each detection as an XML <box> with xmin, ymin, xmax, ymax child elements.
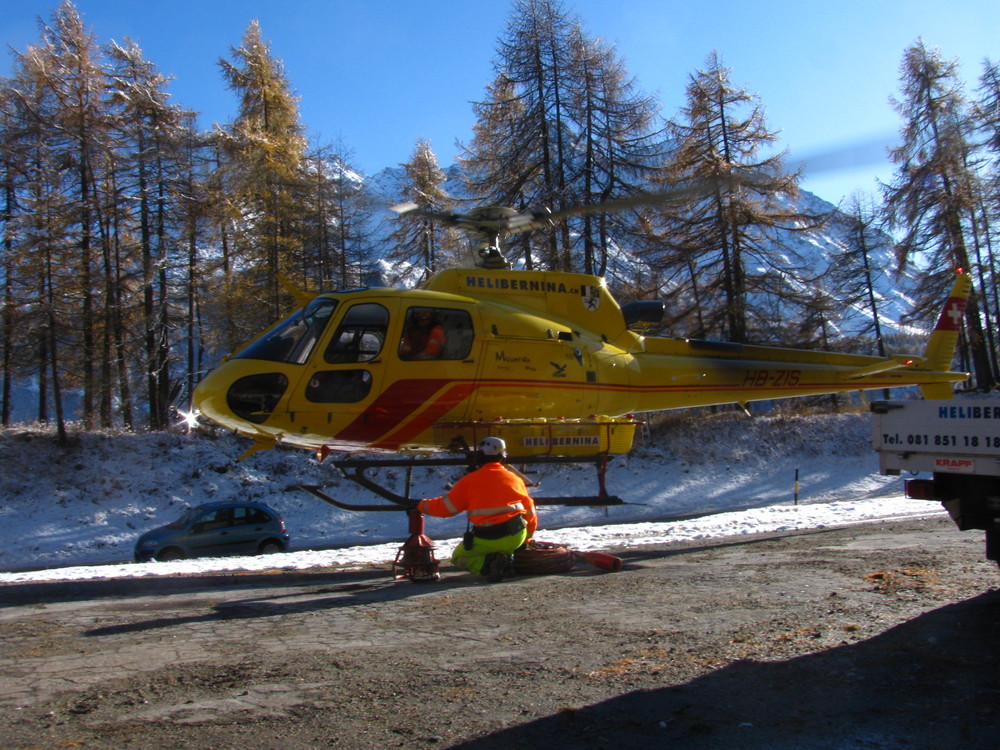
<box><xmin>189</xmin><ymin>500</ymin><xmax>276</xmax><ymax>512</ymax></box>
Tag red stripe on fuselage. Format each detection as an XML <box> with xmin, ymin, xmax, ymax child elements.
<box><xmin>372</xmin><ymin>383</ymin><xmax>476</xmax><ymax>448</ymax></box>
<box><xmin>331</xmin><ymin>371</ymin><xmax>938</xmax><ymax>449</ymax></box>
<box><xmin>333</xmin><ymin>379</ymin><xmax>473</xmax><ymax>446</ymax></box>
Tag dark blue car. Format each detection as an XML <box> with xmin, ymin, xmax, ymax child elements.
<box><xmin>134</xmin><ymin>501</ymin><xmax>291</xmax><ymax>562</ymax></box>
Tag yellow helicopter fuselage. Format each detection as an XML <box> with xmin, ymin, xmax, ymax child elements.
<box><xmin>191</xmin><ymin>267</ymin><xmax>969</xmax><ymax>457</ymax></box>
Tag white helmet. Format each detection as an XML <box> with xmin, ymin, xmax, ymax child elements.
<box><xmin>478</xmin><ymin>437</ymin><xmax>507</xmax><ymax>456</ymax></box>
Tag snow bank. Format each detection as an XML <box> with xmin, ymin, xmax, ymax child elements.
<box><xmin>2</xmin><ymin>409</ymin><xmax>934</xmax><ymax>580</ymax></box>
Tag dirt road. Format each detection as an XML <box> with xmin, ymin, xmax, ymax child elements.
<box><xmin>1</xmin><ymin>514</ymin><xmax>999</xmax><ymax>749</ymax></box>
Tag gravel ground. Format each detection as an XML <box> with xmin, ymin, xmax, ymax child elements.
<box><xmin>1</xmin><ymin>514</ymin><xmax>999</xmax><ymax>749</ymax></box>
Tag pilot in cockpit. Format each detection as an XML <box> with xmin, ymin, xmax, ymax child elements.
<box><xmin>399</xmin><ymin>308</ymin><xmax>446</xmax><ymax>360</ymax></box>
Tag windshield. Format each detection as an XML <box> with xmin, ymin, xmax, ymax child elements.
<box><xmin>166</xmin><ymin>507</ymin><xmax>200</xmax><ymax>529</ymax></box>
<box><xmin>235</xmin><ymin>298</ymin><xmax>338</xmax><ymax>364</ymax></box>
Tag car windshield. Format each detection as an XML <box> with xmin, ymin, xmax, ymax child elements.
<box><xmin>166</xmin><ymin>507</ymin><xmax>201</xmax><ymax>530</ymax></box>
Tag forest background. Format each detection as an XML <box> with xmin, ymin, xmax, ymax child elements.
<box><xmin>1</xmin><ymin>0</ymin><xmax>999</xmax><ymax>438</ymax></box>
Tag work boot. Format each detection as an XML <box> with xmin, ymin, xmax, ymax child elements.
<box><xmin>501</xmin><ymin>554</ymin><xmax>517</xmax><ymax>578</ymax></box>
<box><xmin>482</xmin><ymin>552</ymin><xmax>508</xmax><ymax>583</ymax></box>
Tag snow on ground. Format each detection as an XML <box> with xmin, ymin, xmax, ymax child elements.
<box><xmin>1</xmin><ymin>409</ymin><xmax>945</xmax><ymax>584</ymax></box>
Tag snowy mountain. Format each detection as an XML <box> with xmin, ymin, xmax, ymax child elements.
<box><xmin>770</xmin><ymin>188</ymin><xmax>919</xmax><ymax>340</ymax></box>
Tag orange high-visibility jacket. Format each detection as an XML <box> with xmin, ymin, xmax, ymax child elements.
<box><xmin>400</xmin><ymin>324</ymin><xmax>446</xmax><ymax>360</ymax></box>
<box><xmin>420</xmin><ymin>462</ymin><xmax>537</xmax><ymax>537</ymax></box>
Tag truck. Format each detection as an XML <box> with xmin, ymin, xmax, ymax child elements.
<box><xmin>872</xmin><ymin>398</ymin><xmax>1000</xmax><ymax>567</ymax></box>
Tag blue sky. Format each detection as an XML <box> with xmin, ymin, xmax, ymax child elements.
<box><xmin>3</xmin><ymin>0</ymin><xmax>998</xmax><ymax>206</ymax></box>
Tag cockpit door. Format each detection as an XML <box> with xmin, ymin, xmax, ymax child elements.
<box><xmin>284</xmin><ymin>300</ymin><xmax>395</xmax><ymax>443</ymax></box>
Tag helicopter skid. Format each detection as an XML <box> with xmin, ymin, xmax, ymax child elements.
<box><xmin>294</xmin><ymin>453</ymin><xmax>627</xmax><ymax>511</ymax></box>
<box><xmin>295</xmin><ymin>454</ymin><xmax>625</xmax><ymax>582</ymax></box>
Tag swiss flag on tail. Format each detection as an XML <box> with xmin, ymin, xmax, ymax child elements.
<box><xmin>920</xmin><ymin>271</ymin><xmax>973</xmax><ymax>398</ymax></box>
<box><xmin>934</xmin><ymin>296</ymin><xmax>968</xmax><ymax>332</ymax></box>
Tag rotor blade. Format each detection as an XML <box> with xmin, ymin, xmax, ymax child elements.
<box><xmin>539</xmin><ymin>180</ymin><xmax>719</xmax><ymax>226</ymax></box>
<box><xmin>390</xmin><ymin>203</ymin><xmax>528</xmax><ymax>236</ymax></box>
<box><xmin>389</xmin><ymin>201</ymin><xmax>419</xmax><ymax>215</ymax></box>
<box><xmin>390</xmin><ymin>171</ymin><xmax>782</xmax><ymax>240</ymax></box>
<box><xmin>790</xmin><ymin>134</ymin><xmax>895</xmax><ymax>176</ymax></box>
<box><xmin>389</xmin><ymin>201</ymin><xmax>463</xmax><ymax>226</ymax></box>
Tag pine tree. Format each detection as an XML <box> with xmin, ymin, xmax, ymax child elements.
<box><xmin>1</xmin><ymin>2</ymin><xmax>110</xmax><ymax>435</ymax></box>
<box><xmin>37</xmin><ymin>1</ymin><xmax>110</xmax><ymax>428</ymax></box>
<box><xmin>175</xmin><ymin>120</ymin><xmax>214</xmax><ymax>410</ymax></box>
<box><xmin>2</xmin><ymin>4</ymin><xmax>306</xmax><ymax>430</ymax></box>
<box><xmin>461</xmin><ymin>73</ymin><xmax>537</xmax><ymax>268</ymax></box>
<box><xmin>883</xmin><ymin>40</ymin><xmax>995</xmax><ymax>389</ymax></box>
<box><xmin>973</xmin><ymin>58</ymin><xmax>1000</xmax><ymax>377</ymax></box>
<box><xmin>462</xmin><ymin>0</ymin><xmax>579</xmax><ymax>270</ymax></box>
<box><xmin>0</xmin><ymin>81</ymin><xmax>19</xmax><ymax>426</ymax></box>
<box><xmin>106</xmin><ymin>38</ymin><xmax>193</xmax><ymax>429</ymax></box>
<box><xmin>389</xmin><ymin>139</ymin><xmax>460</xmax><ymax>284</ymax></box>
<box><xmin>304</xmin><ymin>141</ymin><xmax>380</xmax><ymax>291</ymax></box>
<box><xmin>302</xmin><ymin>142</ymin><xmax>339</xmax><ymax>292</ymax></box>
<box><xmin>3</xmin><ymin>2</ymin><xmax>228</xmax><ymax>430</ymax></box>
<box><xmin>463</xmin><ymin>0</ymin><xmax>665</xmax><ymax>273</ymax></box>
<box><xmin>216</xmin><ymin>20</ymin><xmax>308</xmax><ymax>344</ymax></box>
<box><xmin>654</xmin><ymin>52</ymin><xmax>825</xmax><ymax>344</ymax></box>
<box><xmin>828</xmin><ymin>194</ymin><xmax>890</xmax><ymax>355</ymax></box>
<box><xmin>568</xmin><ymin>29</ymin><xmax>664</xmax><ymax>276</ymax></box>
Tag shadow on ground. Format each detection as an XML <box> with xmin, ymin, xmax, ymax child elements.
<box><xmin>451</xmin><ymin>589</ymin><xmax>1000</xmax><ymax>750</ymax></box>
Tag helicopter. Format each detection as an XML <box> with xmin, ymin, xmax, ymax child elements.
<box><xmin>189</xmin><ymin>195</ymin><xmax>971</xmax><ymax>577</ymax></box>
<box><xmin>191</xmin><ymin>197</ymin><xmax>970</xmax><ymax>457</ymax></box>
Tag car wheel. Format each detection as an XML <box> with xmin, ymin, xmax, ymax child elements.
<box><xmin>258</xmin><ymin>540</ymin><xmax>284</xmax><ymax>556</ymax></box>
<box><xmin>156</xmin><ymin>547</ymin><xmax>186</xmax><ymax>562</ymax></box>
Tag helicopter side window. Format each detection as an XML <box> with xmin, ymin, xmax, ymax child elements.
<box><xmin>305</xmin><ymin>370</ymin><xmax>373</xmax><ymax>403</ymax></box>
<box><xmin>324</xmin><ymin>303</ymin><xmax>389</xmax><ymax>364</ymax></box>
<box><xmin>399</xmin><ymin>307</ymin><xmax>473</xmax><ymax>361</ymax></box>
<box><xmin>235</xmin><ymin>298</ymin><xmax>338</xmax><ymax>364</ymax></box>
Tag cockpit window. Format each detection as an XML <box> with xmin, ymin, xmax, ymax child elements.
<box><xmin>399</xmin><ymin>307</ymin><xmax>474</xmax><ymax>361</ymax></box>
<box><xmin>235</xmin><ymin>298</ymin><xmax>337</xmax><ymax>364</ymax></box>
<box><xmin>324</xmin><ymin>303</ymin><xmax>389</xmax><ymax>364</ymax></box>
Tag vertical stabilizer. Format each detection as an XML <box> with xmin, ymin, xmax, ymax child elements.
<box><xmin>920</xmin><ymin>271</ymin><xmax>972</xmax><ymax>399</ymax></box>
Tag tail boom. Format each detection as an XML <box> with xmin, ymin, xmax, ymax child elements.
<box><xmin>628</xmin><ymin>272</ymin><xmax>973</xmax><ymax>412</ymax></box>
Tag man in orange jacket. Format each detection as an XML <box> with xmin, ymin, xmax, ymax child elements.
<box><xmin>418</xmin><ymin>437</ymin><xmax>536</xmax><ymax>582</ymax></box>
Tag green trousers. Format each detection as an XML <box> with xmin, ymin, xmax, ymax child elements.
<box><xmin>450</xmin><ymin>528</ymin><xmax>528</xmax><ymax>575</ymax></box>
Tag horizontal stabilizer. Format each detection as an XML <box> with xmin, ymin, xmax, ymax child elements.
<box><xmin>920</xmin><ymin>382</ymin><xmax>957</xmax><ymax>399</ymax></box>
<box><xmin>840</xmin><ymin>355</ymin><xmax>916</xmax><ymax>380</ymax></box>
